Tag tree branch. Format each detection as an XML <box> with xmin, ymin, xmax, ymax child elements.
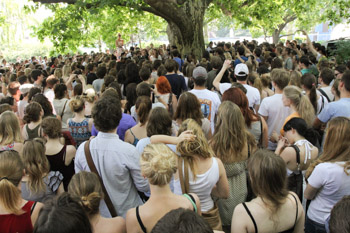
<box><xmin>279</xmin><ymin>33</ymin><xmax>295</xmax><ymax>38</ymax></box>
<box><xmin>32</xmin><ymin>0</ymin><xmax>76</xmax><ymax>3</ymax></box>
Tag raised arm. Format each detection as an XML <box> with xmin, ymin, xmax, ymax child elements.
<box><xmin>301</xmin><ymin>30</ymin><xmax>318</xmax><ymax>57</ymax></box>
<box><xmin>150</xmin><ymin>130</ymin><xmax>195</xmax><ymax>145</ymax></box>
<box><xmin>212</xmin><ymin>60</ymin><xmax>231</xmax><ymax>91</ymax></box>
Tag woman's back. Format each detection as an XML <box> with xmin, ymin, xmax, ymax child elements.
<box><xmin>93</xmin><ymin>215</ymin><xmax>126</xmax><ymax>233</ymax></box>
<box><xmin>233</xmin><ymin>193</ymin><xmax>303</xmax><ymax>233</ymax></box>
<box><xmin>174</xmin><ymin>157</ymin><xmax>219</xmax><ymax>212</ymax></box>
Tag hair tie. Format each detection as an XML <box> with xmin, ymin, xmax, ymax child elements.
<box><xmin>0</xmin><ymin>177</ymin><xmax>9</xmax><ymax>182</ymax></box>
<box><xmin>312</xmin><ymin>83</ymin><xmax>315</xmax><ymax>86</ymax></box>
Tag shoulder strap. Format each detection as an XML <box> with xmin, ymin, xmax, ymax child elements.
<box><xmin>178</xmin><ymin>157</ymin><xmax>189</xmax><ymax>194</ymax></box>
<box><xmin>183</xmin><ymin>193</ymin><xmax>197</xmax><ymax>213</ymax></box>
<box><xmin>290</xmin><ymin>194</ymin><xmax>299</xmax><ymax>227</ymax></box>
<box><xmin>242</xmin><ymin>203</ymin><xmax>258</xmax><ymax>233</ymax></box>
<box><xmin>84</xmin><ymin>140</ymin><xmax>117</xmax><ymax>217</ymax></box>
<box><xmin>259</xmin><ymin>117</ymin><xmax>263</xmax><ymax>148</ymax></box>
<box><xmin>248</xmin><ymin>143</ymin><xmax>251</xmax><ymax>158</ymax></box>
<box><xmin>290</xmin><ymin>144</ymin><xmax>300</xmax><ymax>164</ymax></box>
<box><xmin>30</xmin><ymin>201</ymin><xmax>37</xmax><ymax>215</ymax></box>
<box><xmin>318</xmin><ymin>88</ymin><xmax>331</xmax><ymax>103</ymax></box>
<box><xmin>168</xmin><ymin>93</ymin><xmax>173</xmax><ymax>105</ymax></box>
<box><xmin>61</xmin><ymin>100</ymin><xmax>68</xmax><ymax>118</ymax></box>
<box><xmin>136</xmin><ymin>206</ymin><xmax>147</xmax><ymax>233</ymax></box>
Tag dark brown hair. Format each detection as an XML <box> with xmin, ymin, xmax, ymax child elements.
<box><xmin>41</xmin><ymin>117</ymin><xmax>62</xmax><ymax>138</ymax></box>
<box><xmin>147</xmin><ymin>107</ymin><xmax>172</xmax><ymax>137</ymax></box>
<box><xmin>173</xmin><ymin>92</ymin><xmax>203</xmax><ymax>126</ymax></box>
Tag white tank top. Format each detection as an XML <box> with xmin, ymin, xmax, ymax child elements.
<box><xmin>174</xmin><ymin>157</ymin><xmax>220</xmax><ymax>212</ymax></box>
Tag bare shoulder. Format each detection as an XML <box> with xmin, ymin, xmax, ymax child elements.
<box><xmin>98</xmin><ymin>216</ymin><xmax>126</xmax><ymax>233</ymax></box>
<box><xmin>66</xmin><ymin>145</ymin><xmax>77</xmax><ymax>155</ymax></box>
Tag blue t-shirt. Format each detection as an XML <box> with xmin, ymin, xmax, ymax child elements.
<box><xmin>234</xmin><ymin>56</ymin><xmax>248</xmax><ymax>67</ymax></box>
<box><xmin>318</xmin><ymin>98</ymin><xmax>350</xmax><ymax>123</ymax></box>
<box><xmin>173</xmin><ymin>57</ymin><xmax>184</xmax><ymax>72</ymax></box>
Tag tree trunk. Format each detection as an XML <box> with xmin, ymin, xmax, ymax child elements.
<box><xmin>272</xmin><ymin>29</ymin><xmax>280</xmax><ymax>45</ymax></box>
<box><xmin>146</xmin><ymin>0</ymin><xmax>208</xmax><ymax>60</ymax></box>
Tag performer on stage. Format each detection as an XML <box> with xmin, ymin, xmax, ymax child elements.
<box><xmin>116</xmin><ymin>33</ymin><xmax>124</xmax><ymax>60</ymax></box>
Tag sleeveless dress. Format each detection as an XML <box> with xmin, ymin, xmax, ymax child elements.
<box><xmin>0</xmin><ymin>201</ymin><xmax>35</xmax><ymax>233</ymax></box>
<box><xmin>46</xmin><ymin>145</ymin><xmax>74</xmax><ymax>191</ymax></box>
<box><xmin>218</xmin><ymin>160</ymin><xmax>247</xmax><ymax>226</ymax></box>
<box><xmin>24</xmin><ymin>124</ymin><xmax>42</xmax><ymax>140</ymax></box>
<box><xmin>68</xmin><ymin>118</ymin><xmax>91</xmax><ymax>147</ymax></box>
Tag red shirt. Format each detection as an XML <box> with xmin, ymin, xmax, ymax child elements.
<box><xmin>0</xmin><ymin>201</ymin><xmax>34</xmax><ymax>233</ymax></box>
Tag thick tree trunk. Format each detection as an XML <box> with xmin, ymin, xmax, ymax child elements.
<box><xmin>146</xmin><ymin>0</ymin><xmax>207</xmax><ymax>60</ymax></box>
<box><xmin>272</xmin><ymin>29</ymin><xmax>280</xmax><ymax>45</ymax></box>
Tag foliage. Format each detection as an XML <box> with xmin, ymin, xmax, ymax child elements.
<box><xmin>0</xmin><ymin>41</ymin><xmax>53</xmax><ymax>62</ymax></box>
<box><xmin>332</xmin><ymin>40</ymin><xmax>350</xmax><ymax>64</ymax></box>
<box><xmin>32</xmin><ymin>2</ymin><xmax>167</xmax><ymax>54</ymax></box>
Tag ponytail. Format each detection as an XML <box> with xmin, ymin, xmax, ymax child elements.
<box><xmin>0</xmin><ymin>151</ymin><xmax>24</xmax><ymax>215</ymax></box>
<box><xmin>301</xmin><ymin>73</ymin><xmax>317</xmax><ymax>114</ymax></box>
<box><xmin>296</xmin><ymin>95</ymin><xmax>315</xmax><ymax>127</ymax></box>
<box><xmin>135</xmin><ymin>96</ymin><xmax>152</xmax><ymax>126</ymax></box>
<box><xmin>309</xmin><ymin>85</ymin><xmax>317</xmax><ymax>114</ymax></box>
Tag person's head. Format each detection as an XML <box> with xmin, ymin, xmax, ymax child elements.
<box><xmin>73</xmin><ymin>83</ymin><xmax>83</xmax><ymax>96</ymax></box>
<box><xmin>177</xmin><ymin>119</ymin><xmax>213</xmax><ymax>177</ymax></box>
<box><xmin>136</xmin><ymin>82</ymin><xmax>152</xmax><ymax>97</ymax></box>
<box><xmin>0</xmin><ymin>96</ymin><xmax>17</xmax><ymax>113</ymax></box>
<box><xmin>62</xmin><ymin>64</ymin><xmax>72</xmax><ymax>77</ymax></box>
<box><xmin>46</xmin><ymin>76</ymin><xmax>59</xmax><ymax>89</ymax></box>
<box><xmin>68</xmin><ymin>171</ymin><xmax>102</xmax><ymax>216</ymax></box>
<box><xmin>141</xmin><ymin>143</ymin><xmax>177</xmax><ymax>186</ymax></box>
<box><xmin>31</xmin><ymin>69</ymin><xmax>43</xmax><ymax>82</ymax></box>
<box><xmin>339</xmin><ymin>70</ymin><xmax>350</xmax><ymax>93</ymax></box>
<box><xmin>174</xmin><ymin>92</ymin><xmax>203</xmax><ymax>126</ymax></box>
<box><xmin>22</xmin><ymin>138</ymin><xmax>49</xmax><ymax>194</ymax></box>
<box><xmin>147</xmin><ymin>107</ymin><xmax>172</xmax><ymax>137</ymax></box>
<box><xmin>0</xmin><ymin>111</ymin><xmax>22</xmax><ymax>145</ymax></box>
<box><xmin>92</xmin><ymin>96</ymin><xmax>122</xmax><ymax>132</ymax></box>
<box><xmin>319</xmin><ymin>68</ymin><xmax>334</xmax><ymax>86</ymax></box>
<box><xmin>0</xmin><ymin>150</ymin><xmax>25</xmax><ymax>215</ymax></box>
<box><xmin>18</xmin><ymin>75</ymin><xmax>28</xmax><ymax>85</ymax></box>
<box><xmin>332</xmin><ymin>79</ymin><xmax>341</xmax><ymax>100</ymax></box>
<box><xmin>23</xmin><ymin>102</ymin><xmax>43</xmax><ymax>124</ymax></box>
<box><xmin>248</xmin><ymin>149</ymin><xmax>288</xmax><ymax>211</ymax></box>
<box><xmin>41</xmin><ymin>117</ymin><xmax>61</xmax><ymax>139</ymax></box>
<box><xmin>34</xmin><ymin>193</ymin><xmax>92</xmax><ymax>233</ymax></box>
<box><xmin>135</xmin><ymin>96</ymin><xmax>152</xmax><ymax>126</ymax></box>
<box><xmin>212</xmin><ymin>101</ymin><xmax>255</xmax><ymax>163</ymax></box>
<box><xmin>69</xmin><ymin>96</ymin><xmax>84</xmax><ymax>113</ymax></box>
<box><xmin>28</xmin><ymin>87</ymin><xmax>42</xmax><ymax>102</ymax></box>
<box><xmin>283</xmin><ymin>85</ymin><xmax>315</xmax><ymax>126</ymax></box>
<box><xmin>300</xmin><ymin>73</ymin><xmax>318</xmax><ymax>114</ymax></box>
<box><xmin>335</xmin><ymin>64</ymin><xmax>347</xmax><ymax>80</ymax></box>
<box><xmin>96</xmin><ymin>66</ymin><xmax>107</xmax><ymax>79</ymax></box>
<box><xmin>54</xmin><ymin>68</ymin><xmax>63</xmax><ymax>79</ymax></box>
<box><xmin>271</xmin><ymin>57</ymin><xmax>283</xmax><ymax>70</ymax></box>
<box><xmin>329</xmin><ymin>195</ymin><xmax>350</xmax><ymax>233</ymax></box>
<box><xmin>32</xmin><ymin>94</ymin><xmax>53</xmax><ymax>117</ymax></box>
<box><xmin>210</xmin><ymin>56</ymin><xmax>223</xmax><ymax>70</ymax></box>
<box><xmin>299</xmin><ymin>55</ymin><xmax>310</xmax><ymax>68</ymax></box>
<box><xmin>83</xmin><ymin>88</ymin><xmax>97</xmax><ymax>103</ymax></box>
<box><xmin>164</xmin><ymin>59</ymin><xmax>177</xmax><ymax>73</ymax></box>
<box><xmin>306</xmin><ymin>117</ymin><xmax>350</xmax><ymax>179</ymax></box>
<box><xmin>289</xmin><ymin>71</ymin><xmax>301</xmax><ymax>88</ymax></box>
<box><xmin>222</xmin><ymin>87</ymin><xmax>257</xmax><ymax>127</ymax></box>
<box><xmin>237</xmin><ymin>46</ymin><xmax>245</xmax><ymax>56</ymax></box>
<box><xmin>156</xmin><ymin>76</ymin><xmax>172</xmax><ymax>94</ymax></box>
<box><xmin>7</xmin><ymin>81</ymin><xmax>21</xmax><ymax>99</ymax></box>
<box><xmin>125</xmin><ymin>62</ymin><xmax>141</xmax><ymax>83</ymax></box>
<box><xmin>234</xmin><ymin>63</ymin><xmax>249</xmax><ymax>81</ymax></box>
<box><xmin>0</xmin><ymin>104</ymin><xmax>12</xmax><ymax>114</ymax></box>
<box><xmin>54</xmin><ymin>83</ymin><xmax>68</xmax><ymax>99</ymax></box>
<box><xmin>139</xmin><ymin>66</ymin><xmax>151</xmax><ymax>82</ymax></box>
<box><xmin>283</xmin><ymin>117</ymin><xmax>319</xmax><ymax>146</ymax></box>
<box><xmin>151</xmin><ymin>208</ymin><xmax>213</xmax><ymax>233</ymax></box>
<box><xmin>192</xmin><ymin>66</ymin><xmax>207</xmax><ymax>87</ymax></box>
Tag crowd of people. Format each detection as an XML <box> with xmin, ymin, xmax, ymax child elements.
<box><xmin>0</xmin><ymin>30</ymin><xmax>350</xmax><ymax>233</ymax></box>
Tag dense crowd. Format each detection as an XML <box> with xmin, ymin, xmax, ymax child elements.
<box><xmin>0</xmin><ymin>30</ymin><xmax>350</xmax><ymax>233</ymax></box>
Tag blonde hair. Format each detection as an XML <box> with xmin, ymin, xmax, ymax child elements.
<box><xmin>68</xmin><ymin>171</ymin><xmax>102</xmax><ymax>216</ymax></box>
<box><xmin>54</xmin><ymin>68</ymin><xmax>62</xmax><ymax>79</ymax></box>
<box><xmin>141</xmin><ymin>143</ymin><xmax>177</xmax><ymax>186</ymax></box>
<box><xmin>283</xmin><ymin>85</ymin><xmax>315</xmax><ymax>127</ymax></box>
<box><xmin>22</xmin><ymin>138</ymin><xmax>49</xmax><ymax>195</ymax></box>
<box><xmin>83</xmin><ymin>88</ymin><xmax>96</xmax><ymax>103</ymax></box>
<box><xmin>69</xmin><ymin>96</ymin><xmax>85</xmax><ymax>113</ymax></box>
<box><xmin>177</xmin><ymin>119</ymin><xmax>213</xmax><ymax>178</ymax></box>
<box><xmin>0</xmin><ymin>151</ymin><xmax>25</xmax><ymax>215</ymax></box>
<box><xmin>62</xmin><ymin>65</ymin><xmax>72</xmax><ymax>78</ymax></box>
<box><xmin>306</xmin><ymin>117</ymin><xmax>350</xmax><ymax>179</ymax></box>
<box><xmin>24</xmin><ymin>68</ymin><xmax>32</xmax><ymax>77</ymax></box>
<box><xmin>0</xmin><ymin>111</ymin><xmax>23</xmax><ymax>145</ymax></box>
<box><xmin>289</xmin><ymin>71</ymin><xmax>302</xmax><ymax>88</ymax></box>
<box><xmin>211</xmin><ymin>101</ymin><xmax>256</xmax><ymax>163</ymax></box>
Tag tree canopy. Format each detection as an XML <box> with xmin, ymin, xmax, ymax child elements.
<box><xmin>29</xmin><ymin>0</ymin><xmax>350</xmax><ymax>57</ymax></box>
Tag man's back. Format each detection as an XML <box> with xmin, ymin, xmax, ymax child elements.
<box><xmin>165</xmin><ymin>73</ymin><xmax>187</xmax><ymax>98</ymax></box>
<box><xmin>74</xmin><ymin>132</ymin><xmax>149</xmax><ymax>218</ymax></box>
<box><xmin>318</xmin><ymin>98</ymin><xmax>350</xmax><ymax>124</ymax></box>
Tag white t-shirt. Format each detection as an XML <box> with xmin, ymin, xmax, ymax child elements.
<box><xmin>258</xmin><ymin>93</ymin><xmax>292</xmax><ymax>150</ymax></box>
<box><xmin>317</xmin><ymin>94</ymin><xmax>329</xmax><ymax>115</ymax></box>
<box><xmin>44</xmin><ymin>88</ymin><xmax>56</xmax><ymax>115</ymax></box>
<box><xmin>319</xmin><ymin>86</ymin><xmax>334</xmax><ymax>102</ymax></box>
<box><xmin>189</xmin><ymin>89</ymin><xmax>221</xmax><ymax>133</ymax></box>
<box><xmin>307</xmin><ymin>162</ymin><xmax>350</xmax><ymax>225</ymax></box>
<box><xmin>18</xmin><ymin>99</ymin><xmax>28</xmax><ymax>120</ymax></box>
<box><xmin>219</xmin><ymin>83</ymin><xmax>260</xmax><ymax>108</ymax></box>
